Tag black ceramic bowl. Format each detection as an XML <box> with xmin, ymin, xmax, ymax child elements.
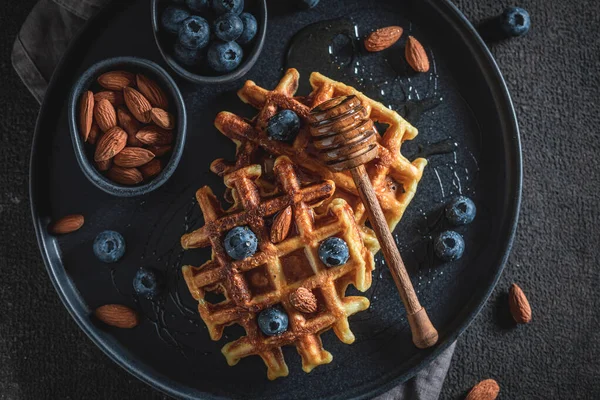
<box><xmin>150</xmin><ymin>0</ymin><xmax>267</xmax><ymax>84</ymax></box>
<box><xmin>68</xmin><ymin>57</ymin><xmax>187</xmax><ymax>197</ymax></box>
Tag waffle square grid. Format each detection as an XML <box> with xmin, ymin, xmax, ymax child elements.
<box><xmin>181</xmin><ymin>156</ymin><xmax>375</xmax><ymax>380</ymax></box>
<box><xmin>211</xmin><ymin>69</ymin><xmax>427</xmax><ymax>239</ymax></box>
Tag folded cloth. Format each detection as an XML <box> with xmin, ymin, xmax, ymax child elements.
<box><xmin>11</xmin><ymin>1</ymin><xmax>457</xmax><ymax>398</ymax></box>
<box><xmin>11</xmin><ymin>0</ymin><xmax>111</xmax><ymax>103</ymax></box>
<box><xmin>375</xmin><ymin>343</ymin><xmax>456</xmax><ymax>400</ymax></box>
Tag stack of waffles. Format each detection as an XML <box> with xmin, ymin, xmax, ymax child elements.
<box><xmin>181</xmin><ymin>69</ymin><xmax>426</xmax><ymax>379</ymax></box>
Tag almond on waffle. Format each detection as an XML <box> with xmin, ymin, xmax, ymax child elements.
<box><xmin>211</xmin><ymin>69</ymin><xmax>427</xmax><ymax>249</ymax></box>
<box><xmin>181</xmin><ymin>156</ymin><xmax>375</xmax><ymax>380</ymax></box>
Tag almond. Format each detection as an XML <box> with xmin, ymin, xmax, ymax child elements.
<box><xmin>48</xmin><ymin>214</ymin><xmax>84</xmax><ymax>235</ymax></box>
<box><xmin>94</xmin><ymin>126</ymin><xmax>127</xmax><ymax>161</ymax></box>
<box><xmin>147</xmin><ymin>145</ymin><xmax>172</xmax><ymax>157</ymax></box>
<box><xmin>508</xmin><ymin>283</ymin><xmax>532</xmax><ymax>324</ymax></box>
<box><xmin>88</xmin><ymin>123</ymin><xmax>101</xmax><ymax>145</ymax></box>
<box><xmin>405</xmin><ymin>36</ymin><xmax>430</xmax><ymax>72</ymax></box>
<box><xmin>107</xmin><ymin>166</ymin><xmax>143</xmax><ymax>185</ymax></box>
<box><xmin>139</xmin><ymin>159</ymin><xmax>162</xmax><ymax>179</ymax></box>
<box><xmin>136</xmin><ymin>74</ymin><xmax>169</xmax><ymax>109</ymax></box>
<box><xmin>150</xmin><ymin>108</ymin><xmax>175</xmax><ymax>130</ymax></box>
<box><xmin>94</xmin><ymin>90</ymin><xmax>124</xmax><ymax>106</ymax></box>
<box><xmin>116</xmin><ymin>107</ymin><xmax>143</xmax><ymax>146</ymax></box>
<box><xmin>94</xmin><ymin>99</ymin><xmax>117</xmax><ymax>132</ymax></box>
<box><xmin>116</xmin><ymin>107</ymin><xmax>140</xmax><ymax>135</ymax></box>
<box><xmin>465</xmin><ymin>379</ymin><xmax>500</xmax><ymax>400</ymax></box>
<box><xmin>136</xmin><ymin>125</ymin><xmax>174</xmax><ymax>146</ymax></box>
<box><xmin>94</xmin><ymin>304</ymin><xmax>139</xmax><ymax>328</ymax></box>
<box><xmin>96</xmin><ymin>158</ymin><xmax>112</xmax><ymax>172</ymax></box>
<box><xmin>364</xmin><ymin>26</ymin><xmax>403</xmax><ymax>52</ymax></box>
<box><xmin>97</xmin><ymin>71</ymin><xmax>135</xmax><ymax>91</ymax></box>
<box><xmin>289</xmin><ymin>287</ymin><xmax>317</xmax><ymax>313</ymax></box>
<box><xmin>127</xmin><ymin>133</ymin><xmax>143</xmax><ymax>147</ymax></box>
<box><xmin>79</xmin><ymin>91</ymin><xmax>94</xmax><ymax>141</ymax></box>
<box><xmin>114</xmin><ymin>147</ymin><xmax>155</xmax><ymax>168</ymax></box>
<box><xmin>270</xmin><ymin>206</ymin><xmax>292</xmax><ymax>243</ymax></box>
<box><xmin>124</xmin><ymin>87</ymin><xmax>152</xmax><ymax>123</ymax></box>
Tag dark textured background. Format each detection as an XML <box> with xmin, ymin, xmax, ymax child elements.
<box><xmin>1</xmin><ymin>0</ymin><xmax>599</xmax><ymax>399</ymax></box>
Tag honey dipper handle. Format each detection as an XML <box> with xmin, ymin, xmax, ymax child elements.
<box><xmin>350</xmin><ymin>165</ymin><xmax>438</xmax><ymax>349</ymax></box>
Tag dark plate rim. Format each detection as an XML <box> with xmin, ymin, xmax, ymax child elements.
<box><xmin>29</xmin><ymin>0</ymin><xmax>522</xmax><ymax>399</ymax></box>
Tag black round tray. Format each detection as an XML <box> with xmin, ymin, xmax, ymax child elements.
<box><xmin>30</xmin><ymin>0</ymin><xmax>521</xmax><ymax>399</ymax></box>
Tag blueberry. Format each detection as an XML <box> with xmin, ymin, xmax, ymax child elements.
<box><xmin>224</xmin><ymin>226</ymin><xmax>258</xmax><ymax>260</ymax></box>
<box><xmin>178</xmin><ymin>16</ymin><xmax>210</xmax><ymax>49</ymax></box>
<box><xmin>207</xmin><ymin>41</ymin><xmax>243</xmax><ymax>72</ymax></box>
<box><xmin>213</xmin><ymin>13</ymin><xmax>244</xmax><ymax>42</ymax></box>
<box><xmin>161</xmin><ymin>6</ymin><xmax>190</xmax><ymax>35</ymax></box>
<box><xmin>212</xmin><ymin>0</ymin><xmax>243</xmax><ymax>15</ymax></box>
<box><xmin>133</xmin><ymin>267</ymin><xmax>164</xmax><ymax>299</ymax></box>
<box><xmin>434</xmin><ymin>231</ymin><xmax>464</xmax><ymax>262</ymax></box>
<box><xmin>501</xmin><ymin>7</ymin><xmax>530</xmax><ymax>37</ymax></box>
<box><xmin>318</xmin><ymin>237</ymin><xmax>350</xmax><ymax>267</ymax></box>
<box><xmin>266</xmin><ymin>110</ymin><xmax>300</xmax><ymax>142</ymax></box>
<box><xmin>237</xmin><ymin>12</ymin><xmax>257</xmax><ymax>45</ymax></box>
<box><xmin>445</xmin><ymin>196</ymin><xmax>476</xmax><ymax>226</ymax></box>
<box><xmin>93</xmin><ymin>231</ymin><xmax>126</xmax><ymax>263</ymax></box>
<box><xmin>186</xmin><ymin>0</ymin><xmax>209</xmax><ymax>12</ymax></box>
<box><xmin>173</xmin><ymin>42</ymin><xmax>203</xmax><ymax>66</ymax></box>
<box><xmin>296</xmin><ymin>0</ymin><xmax>319</xmax><ymax>9</ymax></box>
<box><xmin>257</xmin><ymin>307</ymin><xmax>289</xmax><ymax>336</ymax></box>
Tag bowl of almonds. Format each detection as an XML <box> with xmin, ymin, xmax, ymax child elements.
<box><xmin>68</xmin><ymin>57</ymin><xmax>187</xmax><ymax>196</ymax></box>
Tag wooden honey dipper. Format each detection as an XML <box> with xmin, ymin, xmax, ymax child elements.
<box><xmin>309</xmin><ymin>95</ymin><xmax>438</xmax><ymax>349</ymax></box>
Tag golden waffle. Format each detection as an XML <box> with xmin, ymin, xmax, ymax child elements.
<box><xmin>211</xmin><ymin>69</ymin><xmax>427</xmax><ymax>242</ymax></box>
<box><xmin>181</xmin><ymin>156</ymin><xmax>375</xmax><ymax>380</ymax></box>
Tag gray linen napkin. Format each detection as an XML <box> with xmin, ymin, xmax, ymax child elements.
<box><xmin>11</xmin><ymin>1</ymin><xmax>456</xmax><ymax>398</ymax></box>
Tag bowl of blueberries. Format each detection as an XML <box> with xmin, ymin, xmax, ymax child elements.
<box><xmin>151</xmin><ymin>0</ymin><xmax>267</xmax><ymax>83</ymax></box>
